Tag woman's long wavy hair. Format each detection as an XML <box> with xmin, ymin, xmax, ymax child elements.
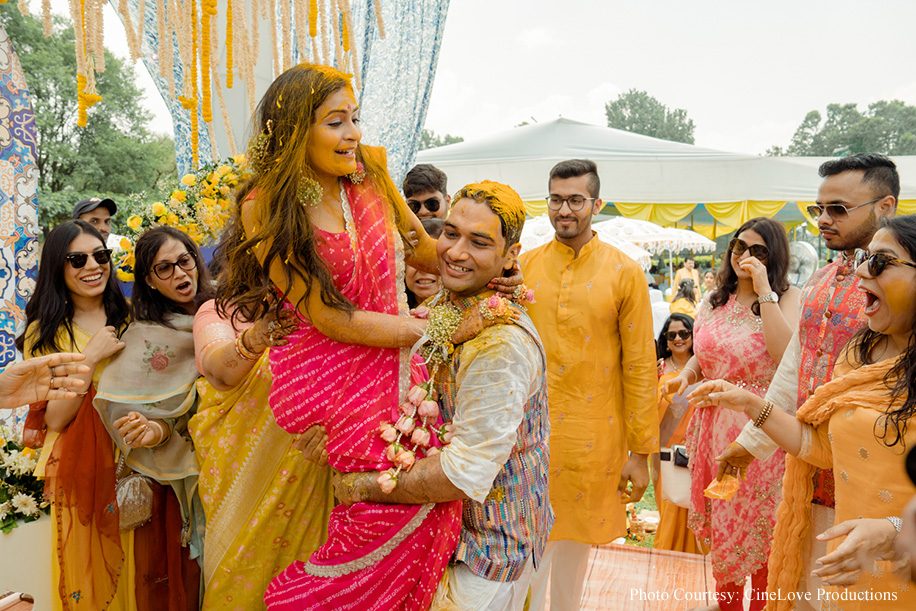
<box><xmin>217</xmin><ymin>63</ymin><xmax>415</xmax><ymax>325</ymax></box>
<box><xmin>709</xmin><ymin>217</ymin><xmax>791</xmax><ymax>316</ymax></box>
<box><xmin>656</xmin><ymin>313</ymin><xmax>695</xmax><ymax>360</ymax></box>
<box><xmin>16</xmin><ymin>220</ymin><xmax>129</xmax><ymax>354</ymax></box>
<box><xmin>849</xmin><ymin>214</ymin><xmax>916</xmax><ymax>448</ymax></box>
<box><xmin>131</xmin><ymin>226</ymin><xmax>213</xmax><ymax>326</ymax></box>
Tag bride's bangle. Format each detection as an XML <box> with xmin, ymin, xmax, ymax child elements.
<box><xmin>684</xmin><ymin>367</ymin><xmax>699</xmax><ymax>384</ymax></box>
<box><xmin>235</xmin><ymin>328</ymin><xmax>262</xmax><ymax>361</ymax></box>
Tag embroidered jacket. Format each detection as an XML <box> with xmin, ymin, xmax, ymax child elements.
<box><xmin>436</xmin><ymin>296</ymin><xmax>553</xmax><ymax>582</ymax></box>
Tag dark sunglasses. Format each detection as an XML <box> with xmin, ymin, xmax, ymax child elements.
<box><xmin>729</xmin><ymin>238</ymin><xmax>769</xmax><ymax>261</ymax></box>
<box><xmin>152</xmin><ymin>252</ymin><xmax>197</xmax><ymax>280</ymax></box>
<box><xmin>806</xmin><ymin>196</ymin><xmax>885</xmax><ymax>221</ymax></box>
<box><xmin>407</xmin><ymin>197</ymin><xmax>442</xmax><ymax>214</ymax></box>
<box><xmin>855</xmin><ymin>250</ymin><xmax>916</xmax><ymax>277</ymax></box>
<box><xmin>664</xmin><ymin>329</ymin><xmax>692</xmax><ymax>341</ymax></box>
<box><xmin>65</xmin><ymin>249</ymin><xmax>112</xmax><ymax>268</ymax></box>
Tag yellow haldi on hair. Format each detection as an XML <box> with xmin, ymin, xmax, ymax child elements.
<box><xmin>454</xmin><ymin>180</ymin><xmax>526</xmax><ymax>245</ymax></box>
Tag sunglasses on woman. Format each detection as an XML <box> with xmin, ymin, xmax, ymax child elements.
<box><xmin>152</xmin><ymin>252</ymin><xmax>198</xmax><ymax>280</ymax></box>
<box><xmin>407</xmin><ymin>197</ymin><xmax>442</xmax><ymax>214</ymax></box>
<box><xmin>729</xmin><ymin>238</ymin><xmax>769</xmax><ymax>261</ymax></box>
<box><xmin>65</xmin><ymin>249</ymin><xmax>113</xmax><ymax>268</ymax></box>
<box><xmin>664</xmin><ymin>330</ymin><xmax>692</xmax><ymax>341</ymax></box>
<box><xmin>854</xmin><ymin>249</ymin><xmax>916</xmax><ymax>277</ymax></box>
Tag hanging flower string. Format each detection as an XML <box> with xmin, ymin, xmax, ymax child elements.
<box><xmin>376</xmin><ymin>289</ymin><xmax>535</xmax><ymax>493</ymax></box>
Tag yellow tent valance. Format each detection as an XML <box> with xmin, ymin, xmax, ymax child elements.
<box><xmin>612</xmin><ymin>202</ymin><xmax>698</xmax><ymax>225</ymax></box>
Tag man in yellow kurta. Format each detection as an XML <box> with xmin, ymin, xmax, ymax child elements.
<box><xmin>521</xmin><ymin>159</ymin><xmax>659</xmax><ymax>611</ymax></box>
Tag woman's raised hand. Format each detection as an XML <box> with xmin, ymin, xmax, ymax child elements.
<box><xmin>664</xmin><ymin>371</ymin><xmax>693</xmax><ymax>398</ymax></box>
<box><xmin>738</xmin><ymin>256</ymin><xmax>772</xmax><ymax>297</ymax></box>
<box><xmin>83</xmin><ymin>326</ymin><xmax>126</xmax><ymax>364</ymax></box>
<box><xmin>688</xmin><ymin>380</ymin><xmax>753</xmax><ymax>412</ymax></box>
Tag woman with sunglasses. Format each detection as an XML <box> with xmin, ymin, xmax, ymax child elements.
<box><xmin>16</xmin><ymin>220</ymin><xmax>132</xmax><ymax>610</ymax></box>
<box><xmin>93</xmin><ymin>226</ymin><xmax>213</xmax><ymax>608</ymax></box>
<box><xmin>689</xmin><ymin>215</ymin><xmax>916</xmax><ymax>611</ymax></box>
<box><xmin>653</xmin><ymin>313</ymin><xmax>704</xmax><ymax>554</ymax></box>
<box><xmin>666</xmin><ymin>217</ymin><xmax>800</xmax><ymax>611</ymax></box>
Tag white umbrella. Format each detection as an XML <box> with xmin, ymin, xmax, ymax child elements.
<box><xmin>592</xmin><ymin>217</ymin><xmax>715</xmax><ymax>255</ymax></box>
<box><xmin>519</xmin><ymin>216</ymin><xmax>653</xmax><ymax>270</ymax></box>
<box><xmin>593</xmin><ymin>217</ymin><xmax>716</xmax><ymax>288</ymax></box>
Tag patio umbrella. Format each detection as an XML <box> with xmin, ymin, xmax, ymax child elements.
<box><xmin>520</xmin><ymin>216</ymin><xmax>653</xmax><ymax>270</ymax></box>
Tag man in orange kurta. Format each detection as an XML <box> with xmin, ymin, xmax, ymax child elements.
<box><xmin>521</xmin><ymin>160</ymin><xmax>659</xmax><ymax>611</ymax></box>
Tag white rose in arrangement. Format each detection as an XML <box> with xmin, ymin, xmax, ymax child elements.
<box><xmin>11</xmin><ymin>493</ymin><xmax>39</xmax><ymax>517</ymax></box>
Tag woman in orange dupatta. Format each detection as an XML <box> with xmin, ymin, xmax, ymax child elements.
<box><xmin>18</xmin><ymin>220</ymin><xmax>130</xmax><ymax>610</ymax></box>
<box><xmin>689</xmin><ymin>215</ymin><xmax>916</xmax><ymax>611</ymax></box>
<box><xmin>653</xmin><ymin>313</ymin><xmax>704</xmax><ymax>553</ymax></box>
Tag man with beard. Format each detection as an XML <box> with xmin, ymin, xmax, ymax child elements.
<box><xmin>720</xmin><ymin>153</ymin><xmax>899</xmax><ymax>610</ymax></box>
<box><xmin>519</xmin><ymin>159</ymin><xmax>658</xmax><ymax>611</ymax></box>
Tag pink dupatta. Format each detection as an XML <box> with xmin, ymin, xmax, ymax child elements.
<box><xmin>264</xmin><ymin>177</ymin><xmax>461</xmax><ymax>610</ymax></box>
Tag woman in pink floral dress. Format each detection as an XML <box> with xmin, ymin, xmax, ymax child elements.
<box><xmin>667</xmin><ymin>217</ymin><xmax>800</xmax><ymax>611</ymax></box>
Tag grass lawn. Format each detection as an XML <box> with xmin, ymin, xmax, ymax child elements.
<box><xmin>627</xmin><ymin>479</ymin><xmax>657</xmax><ymax>548</ymax></box>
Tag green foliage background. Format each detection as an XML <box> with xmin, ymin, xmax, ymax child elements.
<box><xmin>1</xmin><ymin>6</ymin><xmax>176</xmax><ymax>238</ymax></box>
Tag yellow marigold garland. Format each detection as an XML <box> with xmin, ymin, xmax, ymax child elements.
<box><xmin>225</xmin><ymin>0</ymin><xmax>234</xmax><ymax>88</ymax></box>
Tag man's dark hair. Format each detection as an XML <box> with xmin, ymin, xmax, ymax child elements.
<box><xmin>549</xmin><ymin>159</ymin><xmax>600</xmax><ymax>199</ymax></box>
<box><xmin>818</xmin><ymin>153</ymin><xmax>900</xmax><ymax>202</ymax></box>
<box><xmin>403</xmin><ymin>164</ymin><xmax>448</xmax><ymax>199</ymax></box>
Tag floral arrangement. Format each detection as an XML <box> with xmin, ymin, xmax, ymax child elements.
<box><xmin>117</xmin><ymin>154</ymin><xmax>251</xmax><ymax>282</ymax></box>
<box><xmin>0</xmin><ymin>424</ymin><xmax>48</xmax><ymax>534</ymax></box>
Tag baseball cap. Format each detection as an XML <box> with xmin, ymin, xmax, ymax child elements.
<box><xmin>72</xmin><ymin>197</ymin><xmax>117</xmax><ymax>219</ymax></box>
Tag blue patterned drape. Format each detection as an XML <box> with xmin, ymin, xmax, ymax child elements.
<box><xmin>0</xmin><ymin>23</ymin><xmax>39</xmax><ymax>369</ymax></box>
<box><xmin>111</xmin><ymin>0</ymin><xmax>449</xmax><ymax>184</ymax></box>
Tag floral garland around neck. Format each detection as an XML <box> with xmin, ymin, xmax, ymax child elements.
<box><xmin>376</xmin><ymin>287</ymin><xmax>535</xmax><ymax>493</ymax></box>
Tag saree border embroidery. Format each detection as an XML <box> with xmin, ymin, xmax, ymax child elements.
<box><xmin>301</xmin><ymin>503</ymin><xmax>434</xmax><ymax>577</ymax></box>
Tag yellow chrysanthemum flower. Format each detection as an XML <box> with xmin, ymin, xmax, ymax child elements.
<box><xmin>151</xmin><ymin>202</ymin><xmax>167</xmax><ymax>217</ymax></box>
<box><xmin>166</xmin><ymin>212</ymin><xmax>180</xmax><ymax>226</ymax></box>
<box><xmin>120</xmin><ymin>237</ymin><xmax>131</xmax><ymax>250</ymax></box>
<box><xmin>127</xmin><ymin>215</ymin><xmax>143</xmax><ymax>231</ymax></box>
<box><xmin>181</xmin><ymin>174</ymin><xmax>196</xmax><ymax>186</ymax></box>
<box><xmin>172</xmin><ymin>190</ymin><xmax>187</xmax><ymax>202</ymax></box>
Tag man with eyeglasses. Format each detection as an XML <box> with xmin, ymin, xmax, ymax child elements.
<box><xmin>520</xmin><ymin>159</ymin><xmax>658</xmax><ymax>611</ymax></box>
<box><xmin>721</xmin><ymin>152</ymin><xmax>898</xmax><ymax>610</ymax></box>
<box><xmin>403</xmin><ymin>163</ymin><xmax>450</xmax><ymax>220</ymax></box>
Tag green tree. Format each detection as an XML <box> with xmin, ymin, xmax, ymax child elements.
<box><xmin>419</xmin><ymin>128</ymin><xmax>464</xmax><ymax>150</ymax></box>
<box><xmin>605</xmin><ymin>89</ymin><xmax>696</xmax><ymax>144</ymax></box>
<box><xmin>1</xmin><ymin>7</ymin><xmax>175</xmax><ymax>235</ymax></box>
<box><xmin>769</xmin><ymin>100</ymin><xmax>916</xmax><ymax>156</ymax></box>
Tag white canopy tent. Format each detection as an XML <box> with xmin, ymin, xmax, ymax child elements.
<box><xmin>416</xmin><ymin>118</ymin><xmax>916</xmax><ymax>229</ymax></box>
<box><xmin>418</xmin><ymin>118</ymin><xmax>823</xmax><ymax>204</ymax></box>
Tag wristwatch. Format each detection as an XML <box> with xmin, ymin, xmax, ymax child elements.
<box><xmin>758</xmin><ymin>291</ymin><xmax>779</xmax><ymax>304</ymax></box>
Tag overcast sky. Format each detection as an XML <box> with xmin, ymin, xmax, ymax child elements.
<box><xmin>39</xmin><ymin>0</ymin><xmax>916</xmax><ymax>155</ymax></box>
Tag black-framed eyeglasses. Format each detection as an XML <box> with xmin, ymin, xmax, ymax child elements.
<box><xmin>854</xmin><ymin>249</ymin><xmax>916</xmax><ymax>277</ymax></box>
<box><xmin>729</xmin><ymin>238</ymin><xmax>769</xmax><ymax>261</ymax></box>
<box><xmin>545</xmin><ymin>195</ymin><xmax>596</xmax><ymax>211</ymax></box>
<box><xmin>806</xmin><ymin>196</ymin><xmax>886</xmax><ymax>221</ymax></box>
<box><xmin>152</xmin><ymin>252</ymin><xmax>197</xmax><ymax>280</ymax></box>
<box><xmin>65</xmin><ymin>249</ymin><xmax>112</xmax><ymax>269</ymax></box>
<box><xmin>664</xmin><ymin>329</ymin><xmax>692</xmax><ymax>341</ymax></box>
<box><xmin>407</xmin><ymin>197</ymin><xmax>442</xmax><ymax>214</ymax></box>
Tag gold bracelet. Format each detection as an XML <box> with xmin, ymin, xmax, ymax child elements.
<box><xmin>235</xmin><ymin>328</ymin><xmax>262</xmax><ymax>361</ymax></box>
<box><xmin>754</xmin><ymin>401</ymin><xmax>774</xmax><ymax>428</ymax></box>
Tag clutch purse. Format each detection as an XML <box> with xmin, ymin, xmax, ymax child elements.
<box><xmin>659</xmin><ymin>445</ymin><xmax>691</xmax><ymax>508</ymax></box>
<box><xmin>115</xmin><ymin>454</ymin><xmax>154</xmax><ymax>532</ymax></box>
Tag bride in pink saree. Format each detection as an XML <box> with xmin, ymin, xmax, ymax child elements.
<box><xmin>219</xmin><ymin>63</ymin><xmax>463</xmax><ymax>610</ymax></box>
